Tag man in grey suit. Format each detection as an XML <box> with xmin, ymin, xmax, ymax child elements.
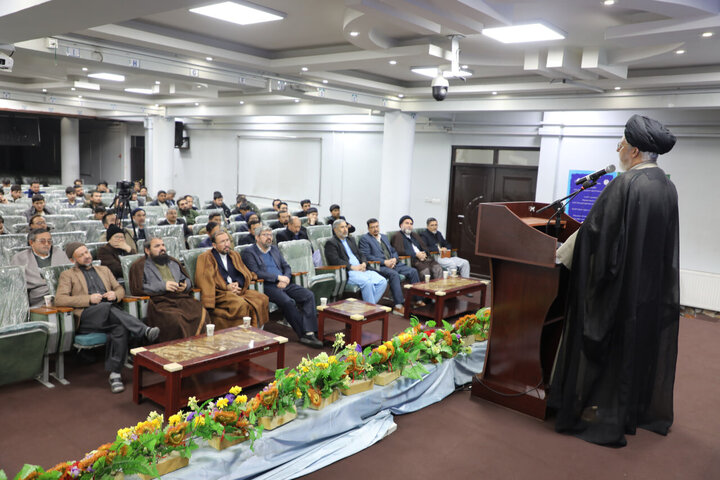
<box><xmin>358</xmin><ymin>218</ymin><xmax>421</xmax><ymax>314</ymax></box>
<box><xmin>11</xmin><ymin>228</ymin><xmax>70</xmax><ymax>307</ymax></box>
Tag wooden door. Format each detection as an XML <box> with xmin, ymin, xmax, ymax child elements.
<box><xmin>447</xmin><ymin>148</ymin><xmax>539</xmax><ymax>277</ymax></box>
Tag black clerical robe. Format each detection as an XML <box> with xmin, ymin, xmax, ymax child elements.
<box><xmin>549</xmin><ymin>165</ymin><xmax>680</xmax><ymax>447</ymax></box>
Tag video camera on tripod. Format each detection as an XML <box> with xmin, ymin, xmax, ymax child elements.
<box><xmin>112</xmin><ymin>180</ymin><xmax>137</xmax><ymax>238</ymax></box>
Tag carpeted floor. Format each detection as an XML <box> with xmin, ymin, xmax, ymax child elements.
<box><xmin>1</xmin><ymin>312</ymin><xmax>718</xmax><ymax>479</ymax></box>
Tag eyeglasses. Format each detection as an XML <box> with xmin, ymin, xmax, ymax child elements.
<box><xmin>35</xmin><ymin>238</ymin><xmax>53</xmax><ymax>244</ymax></box>
<box><xmin>617</xmin><ymin>141</ymin><xmax>625</xmax><ymax>150</ymax></box>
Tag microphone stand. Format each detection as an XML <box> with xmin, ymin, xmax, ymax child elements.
<box><xmin>536</xmin><ymin>179</ymin><xmax>598</xmax><ymax>237</ymax></box>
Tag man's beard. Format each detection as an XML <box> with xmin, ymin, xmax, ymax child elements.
<box><xmin>151</xmin><ymin>252</ymin><xmax>170</xmax><ymax>265</ymax></box>
<box><xmin>402</xmin><ymin>228</ymin><xmax>413</xmax><ymax>235</ymax></box>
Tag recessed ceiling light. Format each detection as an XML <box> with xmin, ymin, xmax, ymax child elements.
<box><xmin>190</xmin><ymin>1</ymin><xmax>285</xmax><ymax>26</ymax></box>
<box><xmin>70</xmin><ymin>87</ymin><xmax>76</xmax><ymax>91</ymax></box>
<box><xmin>301</xmin><ymin>67</ymin><xmax>308</xmax><ymax>72</ymax></box>
<box><xmin>322</xmin><ymin>79</ymin><xmax>328</xmax><ymax>84</ymax></box>
<box><xmin>349</xmin><ymin>31</ymin><xmax>359</xmax><ymax>37</ymax></box>
<box><xmin>154</xmin><ymin>104</ymin><xmax>159</xmax><ymax>107</ymax></box>
<box><xmin>398</xmin><ymin>94</ymin><xmax>404</xmax><ymax>98</ymax></box>
<box><xmin>194</xmin><ymin>102</ymin><xmax>200</xmax><ymax>106</ymax></box>
<box><xmin>206</xmin><ymin>56</ymin><xmax>213</xmax><ymax>61</ymax></box>
<box><xmin>124</xmin><ymin>88</ymin><xmax>154</xmax><ymax>95</ymax></box>
<box><xmin>614</xmin><ymin>86</ymin><xmax>621</xmax><ymax>90</ymax></box>
<box><xmin>155</xmin><ymin>80</ymin><xmax>161</xmax><ymax>85</ymax></box>
<box><xmin>77</xmin><ymin>95</ymin><xmax>82</xmax><ymax>99</ymax></box>
<box><xmin>88</xmin><ymin>72</ymin><xmax>125</xmax><ymax>82</ymax></box>
<box><xmin>702</xmin><ymin>32</ymin><xmax>713</xmax><ymax>38</ymax></box>
<box><xmin>389</xmin><ymin>60</ymin><xmax>397</xmax><ymax>65</ymax></box>
<box><xmin>482</xmin><ymin>23</ymin><xmax>565</xmax><ymax>43</ymax></box>
<box><xmin>42</xmin><ymin>88</ymin><xmax>47</xmax><ymax>93</ymax></box>
<box><xmin>294</xmin><ymin>99</ymin><xmax>300</xmax><ymax>103</ymax></box>
<box><xmin>603</xmin><ymin>0</ymin><xmax>615</xmax><ymax>5</ymax></box>
<box><xmin>411</xmin><ymin>67</ymin><xmax>472</xmax><ymax>78</ymax></box>
<box><xmin>74</xmin><ymin>81</ymin><xmax>100</xmax><ymax>91</ymax></box>
<box><xmin>81</xmin><ymin>67</ymin><xmax>88</xmax><ymax>72</ymax></box>
<box><xmin>239</xmin><ymin>100</ymin><xmax>245</xmax><ymax>104</ymax></box>
<box><xmin>492</xmin><ymin>91</ymin><xmax>498</xmax><ymax>95</ymax></box>
<box><xmin>462</xmin><ymin>65</ymin><xmax>469</xmax><ymax>69</ymax></box>
<box><xmin>675</xmin><ymin>49</ymin><xmax>686</xmax><ymax>54</ymax></box>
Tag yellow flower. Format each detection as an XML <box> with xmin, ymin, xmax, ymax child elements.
<box><xmin>187</xmin><ymin>396</ymin><xmax>198</xmax><ymax>409</ymax></box>
<box><xmin>328</xmin><ymin>355</ymin><xmax>337</xmax><ymax>364</ymax></box>
<box><xmin>193</xmin><ymin>415</ymin><xmax>205</xmax><ymax>427</ymax></box>
<box><xmin>168</xmin><ymin>413</ymin><xmax>182</xmax><ymax>426</ymax></box>
<box><xmin>229</xmin><ymin>385</ymin><xmax>242</xmax><ymax>395</ymax></box>
<box><xmin>301</xmin><ymin>366</ymin><xmax>309</xmax><ymax>373</ymax></box>
<box><xmin>216</xmin><ymin>398</ymin><xmax>229</xmax><ymax>409</ymax></box>
<box><xmin>295</xmin><ymin>388</ymin><xmax>302</xmax><ymax>398</ymax></box>
<box><xmin>234</xmin><ymin>394</ymin><xmax>248</xmax><ymax>404</ymax></box>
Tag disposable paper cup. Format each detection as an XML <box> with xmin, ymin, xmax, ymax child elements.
<box><xmin>443</xmin><ymin>271</ymin><xmax>448</xmax><ymax>280</ymax></box>
<box><xmin>43</xmin><ymin>295</ymin><xmax>53</xmax><ymax>307</ymax></box>
<box><xmin>320</xmin><ymin>297</ymin><xmax>327</xmax><ymax>307</ymax></box>
<box><xmin>242</xmin><ymin>316</ymin><xmax>251</xmax><ymax>328</ymax></box>
<box><xmin>206</xmin><ymin>324</ymin><xmax>215</xmax><ymax>336</ymax></box>
<box><xmin>450</xmin><ymin>268</ymin><xmax>457</xmax><ymax>278</ymax></box>
<box><xmin>424</xmin><ymin>274</ymin><xmax>431</xmax><ymax>282</ymax></box>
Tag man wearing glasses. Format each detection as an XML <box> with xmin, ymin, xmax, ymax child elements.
<box><xmin>11</xmin><ymin>227</ymin><xmax>70</xmax><ymax>307</ymax></box>
<box><xmin>552</xmin><ymin>115</ymin><xmax>680</xmax><ymax>447</ymax></box>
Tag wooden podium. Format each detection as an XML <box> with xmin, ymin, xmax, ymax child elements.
<box><xmin>470</xmin><ymin>201</ymin><xmax>580</xmax><ymax>419</ymax></box>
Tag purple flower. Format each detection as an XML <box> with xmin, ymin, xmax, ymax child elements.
<box><xmin>70</xmin><ymin>466</ymin><xmax>81</xmax><ymax>478</ymax></box>
<box><xmin>225</xmin><ymin>393</ymin><xmax>235</xmax><ymax>403</ymax></box>
<box><xmin>186</xmin><ymin>412</ymin><xmax>195</xmax><ymax>423</ymax></box>
<box><xmin>355</xmin><ymin>344</ymin><xmax>362</xmax><ymax>353</ymax></box>
<box><xmin>456</xmin><ymin>333</ymin><xmax>461</xmax><ymax>339</ymax></box>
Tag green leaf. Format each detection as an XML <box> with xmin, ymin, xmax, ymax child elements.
<box><xmin>14</xmin><ymin>465</ymin><xmax>42</xmax><ymax>480</ymax></box>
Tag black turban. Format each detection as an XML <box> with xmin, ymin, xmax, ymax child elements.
<box><xmin>624</xmin><ymin>115</ymin><xmax>676</xmax><ymax>155</ymax></box>
<box><xmin>398</xmin><ymin>215</ymin><xmax>413</xmax><ymax>227</ymax></box>
<box><xmin>106</xmin><ymin>224</ymin><xmax>124</xmax><ymax>239</ymax></box>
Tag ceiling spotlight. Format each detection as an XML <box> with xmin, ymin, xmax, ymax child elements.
<box><xmin>398</xmin><ymin>94</ymin><xmax>404</xmax><ymax>98</ymax></box>
<box><xmin>702</xmin><ymin>32</ymin><xmax>713</xmax><ymax>38</ymax></box>
<box><xmin>154</xmin><ymin>104</ymin><xmax>159</xmax><ymax>107</ymax></box>
<box><xmin>194</xmin><ymin>102</ymin><xmax>200</xmax><ymax>106</ymax></box>
<box><xmin>603</xmin><ymin>0</ymin><xmax>615</xmax><ymax>5</ymax></box>
<box><xmin>322</xmin><ymin>79</ymin><xmax>328</xmax><ymax>84</ymax></box>
<box><xmin>77</xmin><ymin>95</ymin><xmax>82</xmax><ymax>99</ymax></box>
<box><xmin>155</xmin><ymin>80</ymin><xmax>161</xmax><ymax>85</ymax></box>
<box><xmin>81</xmin><ymin>67</ymin><xmax>88</xmax><ymax>71</ymax></box>
<box><xmin>462</xmin><ymin>65</ymin><xmax>468</xmax><ymax>69</ymax></box>
<box><xmin>349</xmin><ymin>31</ymin><xmax>359</xmax><ymax>37</ymax></box>
<box><xmin>42</xmin><ymin>88</ymin><xmax>47</xmax><ymax>93</ymax></box>
<box><xmin>492</xmin><ymin>91</ymin><xmax>498</xmax><ymax>95</ymax></box>
<box><xmin>294</xmin><ymin>99</ymin><xmax>300</xmax><ymax>103</ymax></box>
<box><xmin>301</xmin><ymin>67</ymin><xmax>308</xmax><ymax>72</ymax></box>
<box><xmin>389</xmin><ymin>60</ymin><xmax>397</xmax><ymax>65</ymax></box>
<box><xmin>614</xmin><ymin>86</ymin><xmax>621</xmax><ymax>90</ymax></box>
<box><xmin>206</xmin><ymin>56</ymin><xmax>213</xmax><ymax>61</ymax></box>
<box><xmin>675</xmin><ymin>49</ymin><xmax>686</xmax><ymax>54</ymax></box>
<box><xmin>239</xmin><ymin>100</ymin><xmax>245</xmax><ymax>104</ymax></box>
<box><xmin>71</xmin><ymin>87</ymin><xmax>76</xmax><ymax>91</ymax></box>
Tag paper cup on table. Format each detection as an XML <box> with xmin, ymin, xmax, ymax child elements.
<box><xmin>243</xmin><ymin>316</ymin><xmax>251</xmax><ymax>328</ymax></box>
<box><xmin>320</xmin><ymin>297</ymin><xmax>328</xmax><ymax>307</ymax></box>
<box><xmin>443</xmin><ymin>271</ymin><xmax>448</xmax><ymax>280</ymax></box>
<box><xmin>424</xmin><ymin>274</ymin><xmax>431</xmax><ymax>283</ymax></box>
<box><xmin>43</xmin><ymin>295</ymin><xmax>53</xmax><ymax>307</ymax></box>
<box><xmin>206</xmin><ymin>324</ymin><xmax>215</xmax><ymax>336</ymax></box>
<box><xmin>450</xmin><ymin>268</ymin><xmax>457</xmax><ymax>278</ymax></box>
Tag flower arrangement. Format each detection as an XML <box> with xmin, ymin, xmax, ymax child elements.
<box><xmin>186</xmin><ymin>387</ymin><xmax>260</xmax><ymax>450</ymax></box>
<box><xmin>407</xmin><ymin>318</ymin><xmax>470</xmax><ymax>365</ymax></box>
<box><xmin>245</xmin><ymin>368</ymin><xmax>301</xmax><ymax>426</ymax></box>
<box><xmin>297</xmin><ymin>351</ymin><xmax>347</xmax><ymax>408</ymax></box>
<box><xmin>475</xmin><ymin>307</ymin><xmax>491</xmax><ymax>340</ymax></box>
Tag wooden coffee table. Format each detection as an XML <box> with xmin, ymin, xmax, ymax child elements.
<box><xmin>131</xmin><ymin>326</ymin><xmax>287</xmax><ymax>414</ymax></box>
<box><xmin>403</xmin><ymin>277</ymin><xmax>489</xmax><ymax>323</ymax></box>
<box><xmin>317</xmin><ymin>298</ymin><xmax>391</xmax><ymax>347</ymax></box>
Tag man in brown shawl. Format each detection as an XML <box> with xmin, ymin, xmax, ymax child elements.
<box><xmin>195</xmin><ymin>230</ymin><xmax>269</xmax><ymax>329</ymax></box>
<box><xmin>129</xmin><ymin>236</ymin><xmax>207</xmax><ymax>342</ymax></box>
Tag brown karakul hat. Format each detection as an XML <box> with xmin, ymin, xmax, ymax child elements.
<box><xmin>65</xmin><ymin>241</ymin><xmax>84</xmax><ymax>259</ymax></box>
<box><xmin>624</xmin><ymin>115</ymin><xmax>676</xmax><ymax>155</ymax></box>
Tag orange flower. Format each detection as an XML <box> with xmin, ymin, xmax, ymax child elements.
<box><xmin>444</xmin><ymin>330</ymin><xmax>453</xmax><ymax>346</ymax></box>
<box><xmin>214</xmin><ymin>410</ymin><xmax>238</xmax><ymax>426</ymax></box>
<box><xmin>164</xmin><ymin>422</ymin><xmax>189</xmax><ymax>447</ymax></box>
<box><xmin>384</xmin><ymin>341</ymin><xmax>395</xmax><ymax>357</ymax></box>
<box><xmin>307</xmin><ymin>387</ymin><xmax>322</xmax><ymax>407</ymax></box>
<box><xmin>135</xmin><ymin>421</ymin><xmax>157</xmax><ymax>435</ymax></box>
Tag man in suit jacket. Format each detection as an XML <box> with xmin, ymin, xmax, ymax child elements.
<box><xmin>358</xmin><ymin>218</ymin><xmax>421</xmax><ymax>314</ymax></box>
<box><xmin>268</xmin><ymin>210</ymin><xmax>290</xmax><ymax>230</ymax></box>
<box><xmin>55</xmin><ymin>241</ymin><xmax>159</xmax><ymax>394</ymax></box>
<box><xmin>157</xmin><ymin>206</ymin><xmax>192</xmax><ymax>237</ymax></box>
<box><xmin>391</xmin><ymin>215</ymin><xmax>443</xmax><ymax>280</ymax></box>
<box><xmin>275</xmin><ymin>216</ymin><xmax>309</xmax><ymax>244</ymax></box>
<box><xmin>241</xmin><ymin>225</ymin><xmax>322</xmax><ymax>348</ymax></box>
<box><xmin>194</xmin><ymin>230</ymin><xmax>269</xmax><ymax>329</ymax></box>
<box><xmin>149</xmin><ymin>190</ymin><xmax>171</xmax><ymax>208</ymax></box>
<box><xmin>420</xmin><ymin>217</ymin><xmax>471</xmax><ymax>277</ymax></box>
<box><xmin>324</xmin><ymin>219</ymin><xmax>387</xmax><ymax>304</ymax></box>
<box><xmin>11</xmin><ymin>228</ymin><xmax>70</xmax><ymax>307</ymax></box>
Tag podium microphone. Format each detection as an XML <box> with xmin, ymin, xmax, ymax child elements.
<box><xmin>575</xmin><ymin>164</ymin><xmax>616</xmax><ymax>186</ymax></box>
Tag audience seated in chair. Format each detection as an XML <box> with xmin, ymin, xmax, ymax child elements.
<box><xmin>158</xmin><ymin>206</ymin><xmax>191</xmax><ymax>237</ymax></box>
<box><xmin>358</xmin><ymin>218</ymin><xmax>422</xmax><ymax>314</ymax></box>
<box><xmin>96</xmin><ymin>181</ymin><xmax>112</xmax><ymax>193</ymax></box>
<box><xmin>199</xmin><ymin>221</ymin><xmax>236</xmax><ymax>248</ymax></box>
<box><xmin>268</xmin><ymin>210</ymin><xmax>290</xmax><ymax>230</ymax></box>
<box><xmin>392</xmin><ymin>215</ymin><xmax>443</xmax><ymax>280</ymax></box>
<box><xmin>149</xmin><ymin>190</ymin><xmax>171</xmax><ymax>208</ymax></box>
<box><xmin>55</xmin><ymin>241</ymin><xmax>159</xmax><ymax>394</ymax></box>
<box><xmin>24</xmin><ymin>194</ymin><xmax>53</xmax><ymax>221</ymax></box>
<box><xmin>324</xmin><ymin>219</ymin><xmax>387</xmax><ymax>304</ymax></box>
<box><xmin>29</xmin><ymin>214</ymin><xmax>50</xmax><ymax>231</ymax></box>
<box><xmin>0</xmin><ymin>215</ymin><xmax>6</xmax><ymax>235</ymax></box>
<box><xmin>237</xmin><ymin>219</ymin><xmax>261</xmax><ymax>246</ymax></box>
<box><xmin>209</xmin><ymin>191</ymin><xmax>231</xmax><ymax>219</ymax></box>
<box><xmin>10</xmin><ymin>184</ymin><xmax>23</xmax><ymax>202</ymax></box>
<box><xmin>138</xmin><ymin>187</ymin><xmax>152</xmax><ymax>204</ymax></box>
<box><xmin>92</xmin><ymin>206</ymin><xmax>106</xmax><ymax>221</ymax></box>
<box><xmin>420</xmin><ymin>217</ymin><xmax>471</xmax><ymax>277</ymax></box>
<box><xmin>83</xmin><ymin>190</ymin><xmax>106</xmax><ymax>210</ymax></box>
<box><xmin>305</xmin><ymin>207</ymin><xmax>323</xmax><ymax>226</ymax></box>
<box><xmin>127</xmin><ymin>208</ymin><xmax>148</xmax><ymax>242</ymax></box>
<box><xmin>98</xmin><ymin>212</ymin><xmax>137</xmax><ymax>253</ymax></box>
<box><xmin>327</xmin><ymin>204</ymin><xmax>355</xmax><ymax>233</ymax></box>
<box><xmin>194</xmin><ymin>230</ymin><xmax>269</xmax><ymax>329</ymax></box>
<box><xmin>0</xmin><ymin>188</ymin><xmax>8</xmax><ymax>205</ymax></box>
<box><xmin>25</xmin><ymin>181</ymin><xmax>45</xmax><ymax>198</ymax></box>
<box><xmin>61</xmin><ymin>186</ymin><xmax>82</xmax><ymax>208</ymax></box>
<box><xmin>276</xmin><ymin>216</ymin><xmax>309</xmax><ymax>244</ymax></box>
<box><xmin>97</xmin><ymin>225</ymin><xmax>135</xmax><ymax>279</ymax></box>
<box><xmin>129</xmin><ymin>236</ymin><xmax>208</xmax><ymax>343</ymax></box>
<box><xmin>241</xmin><ymin>225</ymin><xmax>322</xmax><ymax>348</ymax></box>
<box><xmin>296</xmin><ymin>199</ymin><xmax>311</xmax><ymax>218</ymax></box>
<box><xmin>11</xmin><ymin>228</ymin><xmax>70</xmax><ymax>307</ymax></box>
<box><xmin>178</xmin><ymin>196</ymin><xmax>199</xmax><ymax>225</ymax></box>
<box><xmin>233</xmin><ymin>194</ymin><xmax>259</xmax><ymax>216</ymax></box>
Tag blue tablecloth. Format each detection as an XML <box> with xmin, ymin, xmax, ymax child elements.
<box><xmin>165</xmin><ymin>342</ymin><xmax>487</xmax><ymax>480</ymax></box>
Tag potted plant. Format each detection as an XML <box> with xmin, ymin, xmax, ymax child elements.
<box><xmin>245</xmin><ymin>369</ymin><xmax>302</xmax><ymax>431</ymax></box>
<box><xmin>186</xmin><ymin>387</ymin><xmax>260</xmax><ymax>451</ymax></box>
<box><xmin>475</xmin><ymin>307</ymin><xmax>491</xmax><ymax>341</ymax></box>
<box><xmin>333</xmin><ymin>334</ymin><xmax>375</xmax><ymax>395</ymax></box>
<box><xmin>298</xmin><ymin>351</ymin><xmax>347</xmax><ymax>410</ymax></box>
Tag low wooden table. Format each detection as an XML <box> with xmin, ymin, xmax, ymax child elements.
<box><xmin>403</xmin><ymin>277</ymin><xmax>489</xmax><ymax>323</ymax></box>
<box><xmin>131</xmin><ymin>326</ymin><xmax>287</xmax><ymax>414</ymax></box>
<box><xmin>317</xmin><ymin>298</ymin><xmax>391</xmax><ymax>347</ymax></box>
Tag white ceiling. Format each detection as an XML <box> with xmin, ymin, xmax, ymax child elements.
<box><xmin>1</xmin><ymin>0</ymin><xmax>720</xmax><ymax>119</ymax></box>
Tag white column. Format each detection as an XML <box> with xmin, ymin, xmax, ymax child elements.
<box><xmin>378</xmin><ymin>111</ymin><xmax>416</xmax><ymax>229</ymax></box>
<box><xmin>144</xmin><ymin>116</ymin><xmax>175</xmax><ymax>191</ymax></box>
<box><xmin>60</xmin><ymin>117</ymin><xmax>80</xmax><ymax>185</ymax></box>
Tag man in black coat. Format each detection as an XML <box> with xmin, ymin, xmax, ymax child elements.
<box><xmin>391</xmin><ymin>215</ymin><xmax>442</xmax><ymax>280</ymax></box>
<box><xmin>550</xmin><ymin>115</ymin><xmax>680</xmax><ymax>447</ymax></box>
<box><xmin>276</xmin><ymin>216</ymin><xmax>309</xmax><ymax>244</ymax></box>
<box><xmin>420</xmin><ymin>217</ymin><xmax>470</xmax><ymax>277</ymax></box>
<box><xmin>241</xmin><ymin>225</ymin><xmax>322</xmax><ymax>348</ymax></box>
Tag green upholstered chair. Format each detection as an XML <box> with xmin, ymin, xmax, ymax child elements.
<box><xmin>58</xmin><ymin>208</ymin><xmax>93</xmax><ymax>220</ymax></box>
<box><xmin>187</xmin><ymin>234</ymin><xmax>207</xmax><ymax>249</ymax></box>
<box><xmin>146</xmin><ymin>224</ymin><xmax>185</xmax><ymax>252</ymax></box>
<box><xmin>277</xmin><ymin>239</ymin><xmax>337</xmax><ymax>305</ymax></box>
<box><xmin>315</xmin><ymin>236</ymin><xmax>356</xmax><ymax>298</ymax></box>
<box><xmin>180</xmin><ymin>247</ymin><xmax>210</xmax><ymax>302</ymax></box>
<box><xmin>192</xmin><ymin>223</ymin><xmax>205</xmax><ymax>235</ymax></box>
<box><xmin>384</xmin><ymin>230</ymin><xmax>412</xmax><ymax>268</ymax></box>
<box><xmin>194</xmin><ymin>215</ymin><xmax>209</xmax><ymax>226</ymax></box>
<box><xmin>68</xmin><ymin>220</ymin><xmax>105</xmax><ymax>242</ymax></box>
<box><xmin>85</xmin><ymin>242</ymin><xmax>106</xmax><ymax>260</ymax></box>
<box><xmin>50</xmin><ymin>231</ymin><xmax>87</xmax><ymax>250</ymax></box>
<box><xmin>120</xmin><ymin>253</ymin><xmax>148</xmax><ymax>318</ymax></box>
<box><xmin>141</xmin><ymin>205</ymin><xmax>165</xmax><ymax>218</ymax></box>
<box><xmin>0</xmin><ymin>265</ymin><xmax>58</xmax><ymax>388</ymax></box>
<box><xmin>228</xmin><ymin>221</ymin><xmax>247</xmax><ymax>232</ymax></box>
<box><xmin>43</xmin><ymin>214</ymin><xmax>74</xmax><ymax>231</ymax></box>
<box><xmin>161</xmin><ymin>235</ymin><xmax>181</xmax><ymax>260</ymax></box>
<box><xmin>306</xmin><ymin>225</ymin><xmax>332</xmax><ymax>251</ymax></box>
<box><xmin>2</xmin><ymin>215</ymin><xmax>27</xmax><ymax>229</ymax></box>
<box><xmin>260</xmin><ymin>211</ymin><xmax>278</xmax><ymax>221</ymax></box>
<box><xmin>232</xmin><ymin>245</ymin><xmax>267</xmax><ymax>297</ymax></box>
<box><xmin>271</xmin><ymin>227</ymin><xmax>284</xmax><ymax>246</ymax></box>
<box><xmin>232</xmin><ymin>232</ymin><xmax>251</xmax><ymax>245</ymax></box>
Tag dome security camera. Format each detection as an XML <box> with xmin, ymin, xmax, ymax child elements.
<box><xmin>431</xmin><ymin>75</ymin><xmax>449</xmax><ymax>101</ymax></box>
